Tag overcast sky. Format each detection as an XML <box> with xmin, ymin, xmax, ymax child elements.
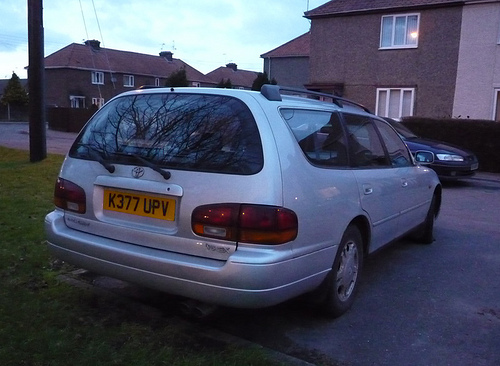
<box><xmin>0</xmin><ymin>0</ymin><xmax>329</xmax><ymax>80</ymax></box>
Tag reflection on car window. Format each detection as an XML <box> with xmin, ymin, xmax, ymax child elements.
<box><xmin>281</xmin><ymin>109</ymin><xmax>348</xmax><ymax>167</ymax></box>
<box><xmin>70</xmin><ymin>93</ymin><xmax>264</xmax><ymax>175</ymax></box>
<box><xmin>342</xmin><ymin>114</ymin><xmax>389</xmax><ymax>168</ymax></box>
<box><xmin>374</xmin><ymin>119</ymin><xmax>412</xmax><ymax>167</ymax></box>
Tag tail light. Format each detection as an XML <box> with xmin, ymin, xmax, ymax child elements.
<box><xmin>192</xmin><ymin>204</ymin><xmax>298</xmax><ymax>245</ymax></box>
<box><xmin>54</xmin><ymin>178</ymin><xmax>86</xmax><ymax>214</ymax></box>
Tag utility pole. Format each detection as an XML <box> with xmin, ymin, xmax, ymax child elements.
<box><xmin>28</xmin><ymin>0</ymin><xmax>46</xmax><ymax>162</ymax></box>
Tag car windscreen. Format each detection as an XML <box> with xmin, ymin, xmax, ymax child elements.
<box><xmin>385</xmin><ymin>119</ymin><xmax>418</xmax><ymax>139</ymax></box>
<box><xmin>70</xmin><ymin>93</ymin><xmax>264</xmax><ymax>175</ymax></box>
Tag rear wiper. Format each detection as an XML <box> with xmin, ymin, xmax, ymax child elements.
<box><xmin>86</xmin><ymin>148</ymin><xmax>115</xmax><ymax>173</ymax></box>
<box><xmin>113</xmin><ymin>152</ymin><xmax>171</xmax><ymax>180</ymax></box>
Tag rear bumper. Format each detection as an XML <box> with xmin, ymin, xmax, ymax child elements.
<box><xmin>45</xmin><ymin>211</ymin><xmax>332</xmax><ymax>308</ymax></box>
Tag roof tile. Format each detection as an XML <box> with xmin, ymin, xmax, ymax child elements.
<box><xmin>260</xmin><ymin>32</ymin><xmax>310</xmax><ymax>58</ymax></box>
<box><xmin>205</xmin><ymin>65</ymin><xmax>258</xmax><ymax>88</ymax></box>
<box><xmin>44</xmin><ymin>42</ymin><xmax>212</xmax><ymax>83</ymax></box>
<box><xmin>305</xmin><ymin>0</ymin><xmax>468</xmax><ymax>17</ymax></box>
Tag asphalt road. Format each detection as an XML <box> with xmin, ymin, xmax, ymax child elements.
<box><xmin>2</xmin><ymin>122</ymin><xmax>499</xmax><ymax>365</ymax></box>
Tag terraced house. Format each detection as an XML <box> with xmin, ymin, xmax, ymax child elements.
<box><xmin>264</xmin><ymin>0</ymin><xmax>500</xmax><ymax>120</ymax></box>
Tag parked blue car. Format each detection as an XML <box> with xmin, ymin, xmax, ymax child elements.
<box><xmin>385</xmin><ymin>118</ymin><xmax>479</xmax><ymax>180</ymax></box>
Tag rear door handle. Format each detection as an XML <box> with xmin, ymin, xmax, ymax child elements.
<box><xmin>363</xmin><ymin>184</ymin><xmax>373</xmax><ymax>195</ymax></box>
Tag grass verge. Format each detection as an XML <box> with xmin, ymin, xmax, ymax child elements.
<box><xmin>0</xmin><ymin>147</ymin><xmax>281</xmax><ymax>366</ymax></box>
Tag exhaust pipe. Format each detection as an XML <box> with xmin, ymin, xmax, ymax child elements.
<box><xmin>179</xmin><ymin>299</ymin><xmax>196</xmax><ymax>316</ymax></box>
<box><xmin>179</xmin><ymin>299</ymin><xmax>218</xmax><ymax>319</ymax></box>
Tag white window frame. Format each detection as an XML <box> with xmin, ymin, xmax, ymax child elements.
<box><xmin>380</xmin><ymin>13</ymin><xmax>420</xmax><ymax>49</ymax></box>
<box><xmin>91</xmin><ymin>71</ymin><xmax>104</xmax><ymax>85</ymax></box>
<box><xmin>92</xmin><ymin>97</ymin><xmax>105</xmax><ymax>108</ymax></box>
<box><xmin>191</xmin><ymin>82</ymin><xmax>201</xmax><ymax>87</ymax></box>
<box><xmin>123</xmin><ymin>75</ymin><xmax>135</xmax><ymax>87</ymax></box>
<box><xmin>376</xmin><ymin>88</ymin><xmax>415</xmax><ymax>118</ymax></box>
<box><xmin>493</xmin><ymin>89</ymin><xmax>500</xmax><ymax>121</ymax></box>
<box><xmin>70</xmin><ymin>95</ymin><xmax>86</xmax><ymax>108</ymax></box>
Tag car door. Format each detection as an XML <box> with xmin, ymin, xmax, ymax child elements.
<box><xmin>343</xmin><ymin>113</ymin><xmax>403</xmax><ymax>252</ymax></box>
<box><xmin>373</xmin><ymin>118</ymin><xmax>431</xmax><ymax>234</ymax></box>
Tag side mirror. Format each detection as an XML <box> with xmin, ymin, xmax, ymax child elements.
<box><xmin>415</xmin><ymin>151</ymin><xmax>434</xmax><ymax>164</ymax></box>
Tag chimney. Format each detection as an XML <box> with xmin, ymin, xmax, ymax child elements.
<box><xmin>160</xmin><ymin>51</ymin><xmax>173</xmax><ymax>61</ymax></box>
<box><xmin>226</xmin><ymin>63</ymin><xmax>237</xmax><ymax>71</ymax></box>
<box><xmin>84</xmin><ymin>39</ymin><xmax>101</xmax><ymax>50</ymax></box>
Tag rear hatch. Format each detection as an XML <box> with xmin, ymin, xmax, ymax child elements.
<box><xmin>58</xmin><ymin>89</ymin><xmax>283</xmax><ymax>261</ymax></box>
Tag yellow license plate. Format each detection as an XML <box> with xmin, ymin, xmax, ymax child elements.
<box><xmin>103</xmin><ymin>189</ymin><xmax>175</xmax><ymax>221</ymax></box>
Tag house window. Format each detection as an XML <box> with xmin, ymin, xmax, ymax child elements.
<box><xmin>92</xmin><ymin>97</ymin><xmax>105</xmax><ymax>108</ymax></box>
<box><xmin>376</xmin><ymin>88</ymin><xmax>415</xmax><ymax>118</ymax></box>
<box><xmin>155</xmin><ymin>78</ymin><xmax>160</xmax><ymax>87</ymax></box>
<box><xmin>191</xmin><ymin>82</ymin><xmax>201</xmax><ymax>87</ymax></box>
<box><xmin>123</xmin><ymin>75</ymin><xmax>134</xmax><ymax>87</ymax></box>
<box><xmin>70</xmin><ymin>96</ymin><xmax>86</xmax><ymax>108</ymax></box>
<box><xmin>91</xmin><ymin>71</ymin><xmax>104</xmax><ymax>85</ymax></box>
<box><xmin>493</xmin><ymin>89</ymin><xmax>500</xmax><ymax>121</ymax></box>
<box><xmin>380</xmin><ymin>14</ymin><xmax>419</xmax><ymax>49</ymax></box>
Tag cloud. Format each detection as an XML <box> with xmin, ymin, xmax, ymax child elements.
<box><xmin>0</xmin><ymin>0</ymin><xmax>328</xmax><ymax>78</ymax></box>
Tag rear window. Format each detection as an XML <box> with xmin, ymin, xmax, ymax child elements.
<box><xmin>70</xmin><ymin>93</ymin><xmax>264</xmax><ymax>175</ymax></box>
<box><xmin>280</xmin><ymin>109</ymin><xmax>349</xmax><ymax>167</ymax></box>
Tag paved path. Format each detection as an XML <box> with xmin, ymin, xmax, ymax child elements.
<box><xmin>0</xmin><ymin>122</ymin><xmax>77</xmax><ymax>155</ymax></box>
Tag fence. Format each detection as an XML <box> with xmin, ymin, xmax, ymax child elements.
<box><xmin>47</xmin><ymin>107</ymin><xmax>96</xmax><ymax>133</ymax></box>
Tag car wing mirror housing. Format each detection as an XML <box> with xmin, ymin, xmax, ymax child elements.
<box><xmin>415</xmin><ymin>151</ymin><xmax>434</xmax><ymax>164</ymax></box>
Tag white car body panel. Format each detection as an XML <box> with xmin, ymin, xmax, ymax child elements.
<box><xmin>45</xmin><ymin>86</ymin><xmax>441</xmax><ymax>309</ymax></box>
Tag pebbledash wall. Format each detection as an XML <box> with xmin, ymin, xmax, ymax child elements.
<box><xmin>453</xmin><ymin>1</ymin><xmax>500</xmax><ymax>120</ymax></box>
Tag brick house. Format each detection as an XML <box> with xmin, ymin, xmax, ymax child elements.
<box><xmin>206</xmin><ymin>63</ymin><xmax>259</xmax><ymax>89</ymax></box>
<box><xmin>261</xmin><ymin>32</ymin><xmax>310</xmax><ymax>89</ymax></box>
<box><xmin>44</xmin><ymin>40</ymin><xmax>214</xmax><ymax>109</ymax></box>
<box><xmin>264</xmin><ymin>0</ymin><xmax>500</xmax><ymax>120</ymax></box>
<box><xmin>260</xmin><ymin>32</ymin><xmax>311</xmax><ymax>88</ymax></box>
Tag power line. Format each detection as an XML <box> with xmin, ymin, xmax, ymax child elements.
<box><xmin>91</xmin><ymin>0</ymin><xmax>115</xmax><ymax>89</ymax></box>
<box><xmin>79</xmin><ymin>0</ymin><xmax>102</xmax><ymax>99</ymax></box>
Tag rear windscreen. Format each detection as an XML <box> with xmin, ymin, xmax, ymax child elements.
<box><xmin>70</xmin><ymin>93</ymin><xmax>264</xmax><ymax>175</ymax></box>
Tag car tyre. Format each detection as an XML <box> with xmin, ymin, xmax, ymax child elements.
<box><xmin>319</xmin><ymin>225</ymin><xmax>363</xmax><ymax>318</ymax></box>
<box><xmin>413</xmin><ymin>194</ymin><xmax>437</xmax><ymax>245</ymax></box>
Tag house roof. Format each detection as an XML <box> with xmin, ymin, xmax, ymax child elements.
<box><xmin>260</xmin><ymin>32</ymin><xmax>310</xmax><ymax>58</ymax></box>
<box><xmin>205</xmin><ymin>64</ymin><xmax>258</xmax><ymax>88</ymax></box>
<box><xmin>44</xmin><ymin>41</ymin><xmax>212</xmax><ymax>83</ymax></box>
<box><xmin>305</xmin><ymin>0</ymin><xmax>476</xmax><ymax>18</ymax></box>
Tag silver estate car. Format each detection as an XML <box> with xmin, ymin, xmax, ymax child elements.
<box><xmin>45</xmin><ymin>85</ymin><xmax>441</xmax><ymax>317</ymax></box>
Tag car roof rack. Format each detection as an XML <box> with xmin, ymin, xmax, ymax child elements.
<box><xmin>137</xmin><ymin>85</ymin><xmax>163</xmax><ymax>89</ymax></box>
<box><xmin>260</xmin><ymin>84</ymin><xmax>371</xmax><ymax>113</ymax></box>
